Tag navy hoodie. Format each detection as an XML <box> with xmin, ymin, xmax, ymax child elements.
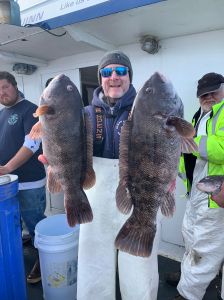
<box><xmin>85</xmin><ymin>85</ymin><xmax>136</xmax><ymax>158</ymax></box>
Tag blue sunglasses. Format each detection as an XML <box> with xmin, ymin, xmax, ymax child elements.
<box><xmin>100</xmin><ymin>66</ymin><xmax>129</xmax><ymax>78</ymax></box>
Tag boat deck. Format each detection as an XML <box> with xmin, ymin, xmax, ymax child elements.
<box><xmin>24</xmin><ymin>242</ymin><xmax>220</xmax><ymax>300</ymax></box>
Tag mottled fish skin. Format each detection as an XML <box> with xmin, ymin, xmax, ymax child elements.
<box><xmin>37</xmin><ymin>74</ymin><xmax>95</xmax><ymax>227</ymax></box>
<box><xmin>115</xmin><ymin>72</ymin><xmax>197</xmax><ymax>257</ymax></box>
<box><xmin>197</xmin><ymin>175</ymin><xmax>224</xmax><ymax>195</ymax></box>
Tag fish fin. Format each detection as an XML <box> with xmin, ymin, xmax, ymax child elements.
<box><xmin>161</xmin><ymin>179</ymin><xmax>176</xmax><ymax>217</ymax></box>
<box><xmin>116</xmin><ymin>182</ymin><xmax>132</xmax><ymax>214</ymax></box>
<box><xmin>83</xmin><ymin>168</ymin><xmax>96</xmax><ymax>190</ymax></box>
<box><xmin>33</xmin><ymin>105</ymin><xmax>54</xmax><ymax>117</ymax></box>
<box><xmin>47</xmin><ymin>166</ymin><xmax>62</xmax><ymax>193</ymax></box>
<box><xmin>181</xmin><ymin>137</ymin><xmax>198</xmax><ymax>153</ymax></box>
<box><xmin>83</xmin><ymin>112</ymin><xmax>96</xmax><ymax>189</ymax></box>
<box><xmin>160</xmin><ymin>192</ymin><xmax>176</xmax><ymax>217</ymax></box>
<box><xmin>115</xmin><ymin>214</ymin><xmax>156</xmax><ymax>257</ymax></box>
<box><xmin>166</xmin><ymin>116</ymin><xmax>196</xmax><ymax>138</ymax></box>
<box><xmin>29</xmin><ymin>121</ymin><xmax>42</xmax><ymax>139</ymax></box>
<box><xmin>116</xmin><ymin>120</ymin><xmax>133</xmax><ymax>213</ymax></box>
<box><xmin>65</xmin><ymin>189</ymin><xmax>93</xmax><ymax>227</ymax></box>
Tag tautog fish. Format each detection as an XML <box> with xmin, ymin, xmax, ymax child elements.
<box><xmin>30</xmin><ymin>74</ymin><xmax>95</xmax><ymax>227</ymax></box>
<box><xmin>197</xmin><ymin>175</ymin><xmax>224</xmax><ymax>195</ymax></box>
<box><xmin>115</xmin><ymin>72</ymin><xmax>197</xmax><ymax>257</ymax></box>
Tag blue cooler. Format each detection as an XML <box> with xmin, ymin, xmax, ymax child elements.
<box><xmin>0</xmin><ymin>175</ymin><xmax>27</xmax><ymax>300</ymax></box>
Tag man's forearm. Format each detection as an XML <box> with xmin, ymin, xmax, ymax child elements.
<box><xmin>2</xmin><ymin>146</ymin><xmax>33</xmax><ymax>173</ymax></box>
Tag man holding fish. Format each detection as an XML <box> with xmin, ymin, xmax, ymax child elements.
<box><xmin>173</xmin><ymin>72</ymin><xmax>224</xmax><ymax>300</ymax></box>
<box><xmin>30</xmin><ymin>51</ymin><xmax>163</xmax><ymax>299</ymax></box>
<box><xmin>77</xmin><ymin>47</ymin><xmax>197</xmax><ymax>298</ymax></box>
<box><xmin>77</xmin><ymin>50</ymin><xmax>162</xmax><ymax>300</ymax></box>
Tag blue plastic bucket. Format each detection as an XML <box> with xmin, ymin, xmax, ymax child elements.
<box><xmin>0</xmin><ymin>174</ymin><xmax>27</xmax><ymax>300</ymax></box>
<box><xmin>35</xmin><ymin>214</ymin><xmax>79</xmax><ymax>300</ymax></box>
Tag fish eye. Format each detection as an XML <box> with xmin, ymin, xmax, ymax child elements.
<box><xmin>145</xmin><ymin>87</ymin><xmax>153</xmax><ymax>94</ymax></box>
<box><xmin>67</xmin><ymin>85</ymin><xmax>73</xmax><ymax>91</ymax></box>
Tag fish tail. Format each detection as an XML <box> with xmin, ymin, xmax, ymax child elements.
<box><xmin>47</xmin><ymin>166</ymin><xmax>62</xmax><ymax>193</ymax></box>
<box><xmin>65</xmin><ymin>190</ymin><xmax>93</xmax><ymax>227</ymax></box>
<box><xmin>115</xmin><ymin>215</ymin><xmax>156</xmax><ymax>257</ymax></box>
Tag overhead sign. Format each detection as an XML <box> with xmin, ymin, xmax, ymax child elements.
<box><xmin>19</xmin><ymin>0</ymin><xmax>166</xmax><ymax>29</ymax></box>
<box><xmin>21</xmin><ymin>0</ymin><xmax>109</xmax><ymax>26</ymax></box>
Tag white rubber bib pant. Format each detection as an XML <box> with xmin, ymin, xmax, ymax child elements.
<box><xmin>77</xmin><ymin>157</ymin><xmax>161</xmax><ymax>300</ymax></box>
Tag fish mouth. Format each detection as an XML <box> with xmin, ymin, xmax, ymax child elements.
<box><xmin>196</xmin><ymin>182</ymin><xmax>221</xmax><ymax>195</ymax></box>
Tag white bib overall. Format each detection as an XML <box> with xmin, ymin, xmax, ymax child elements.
<box><xmin>77</xmin><ymin>157</ymin><xmax>161</xmax><ymax>300</ymax></box>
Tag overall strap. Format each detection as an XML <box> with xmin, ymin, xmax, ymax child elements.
<box><xmin>93</xmin><ymin>106</ymin><xmax>104</xmax><ymax>157</ymax></box>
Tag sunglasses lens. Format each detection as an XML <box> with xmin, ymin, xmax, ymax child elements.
<box><xmin>100</xmin><ymin>68</ymin><xmax>112</xmax><ymax>77</ymax></box>
<box><xmin>100</xmin><ymin>67</ymin><xmax>129</xmax><ymax>78</ymax></box>
<box><xmin>115</xmin><ymin>67</ymin><xmax>128</xmax><ymax>76</ymax></box>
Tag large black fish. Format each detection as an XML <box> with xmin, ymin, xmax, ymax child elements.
<box><xmin>115</xmin><ymin>72</ymin><xmax>197</xmax><ymax>257</ymax></box>
<box><xmin>30</xmin><ymin>74</ymin><xmax>95</xmax><ymax>227</ymax></box>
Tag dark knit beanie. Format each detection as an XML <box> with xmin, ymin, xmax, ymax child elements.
<box><xmin>98</xmin><ymin>50</ymin><xmax>133</xmax><ymax>84</ymax></box>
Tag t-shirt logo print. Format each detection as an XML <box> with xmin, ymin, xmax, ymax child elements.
<box><xmin>8</xmin><ymin>114</ymin><xmax>18</xmax><ymax>125</ymax></box>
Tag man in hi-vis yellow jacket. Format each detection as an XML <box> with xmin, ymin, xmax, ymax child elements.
<box><xmin>175</xmin><ymin>72</ymin><xmax>224</xmax><ymax>300</ymax></box>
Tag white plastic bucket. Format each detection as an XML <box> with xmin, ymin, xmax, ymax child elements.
<box><xmin>35</xmin><ymin>214</ymin><xmax>79</xmax><ymax>300</ymax></box>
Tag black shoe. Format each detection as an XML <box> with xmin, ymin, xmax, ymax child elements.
<box><xmin>27</xmin><ymin>258</ymin><xmax>41</xmax><ymax>284</ymax></box>
<box><xmin>173</xmin><ymin>294</ymin><xmax>188</xmax><ymax>300</ymax></box>
<box><xmin>164</xmin><ymin>271</ymin><xmax>181</xmax><ymax>287</ymax></box>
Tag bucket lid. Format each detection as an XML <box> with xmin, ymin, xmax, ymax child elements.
<box><xmin>35</xmin><ymin>214</ymin><xmax>79</xmax><ymax>247</ymax></box>
<box><xmin>35</xmin><ymin>214</ymin><xmax>79</xmax><ymax>237</ymax></box>
<box><xmin>0</xmin><ymin>174</ymin><xmax>18</xmax><ymax>185</ymax></box>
